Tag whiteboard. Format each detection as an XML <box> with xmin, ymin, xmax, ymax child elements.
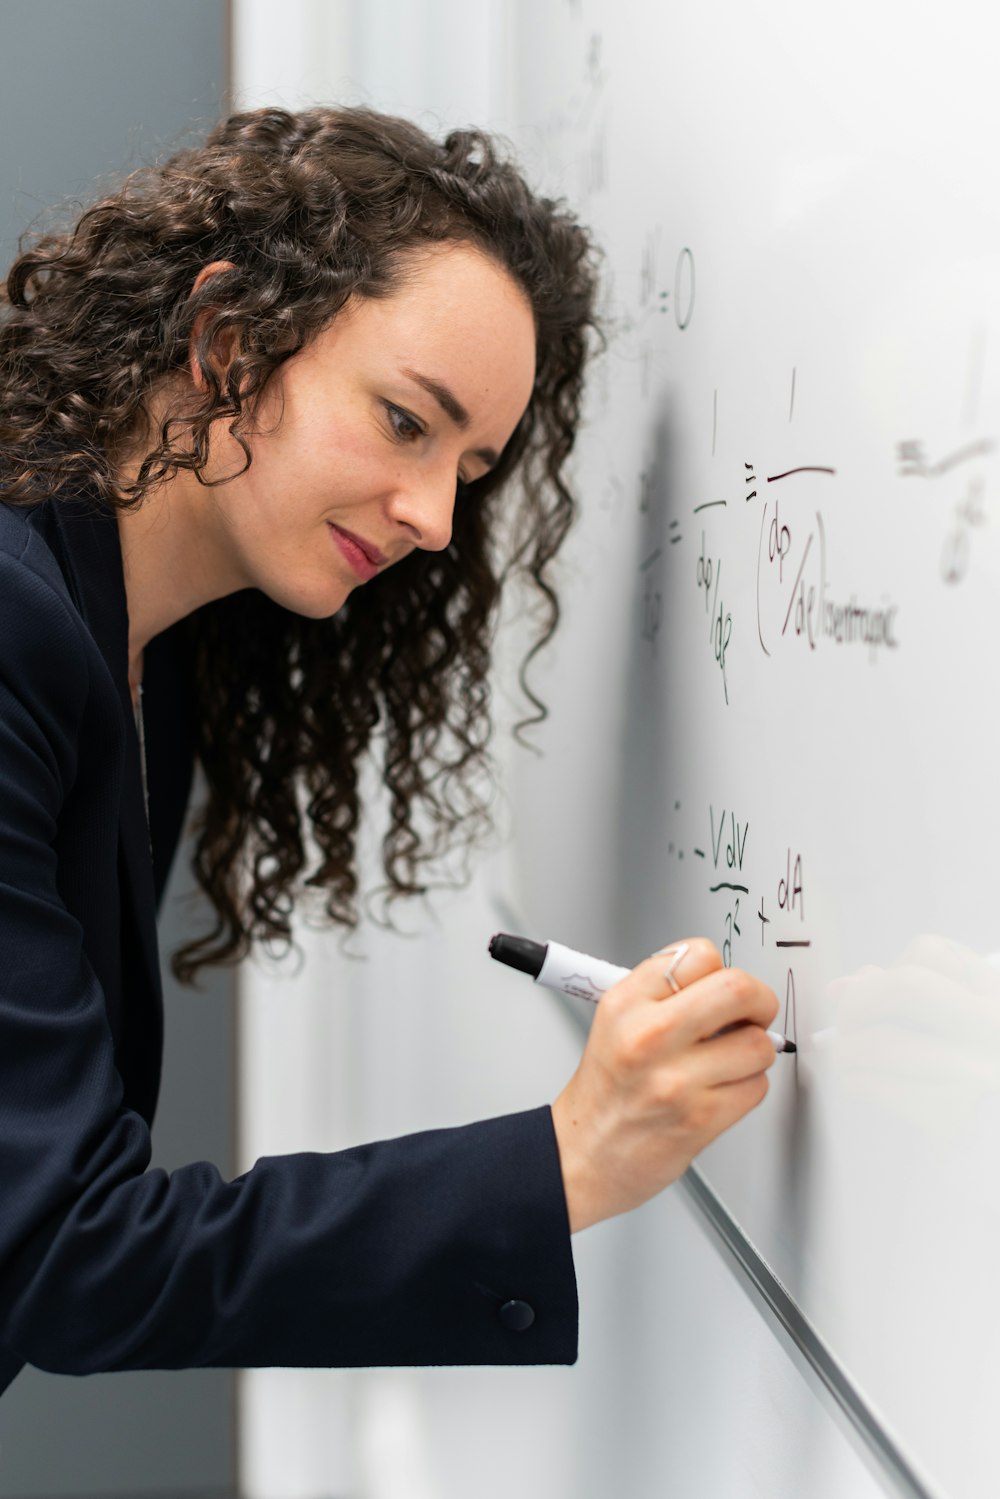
<box><xmin>498</xmin><ymin>4</ymin><xmax>1000</xmax><ymax>1496</ymax></box>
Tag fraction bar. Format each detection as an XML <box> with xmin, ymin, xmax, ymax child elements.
<box><xmin>781</xmin><ymin>533</ymin><xmax>813</xmax><ymax>636</ymax></box>
<box><xmin>767</xmin><ymin>467</ymin><xmax>835</xmax><ymax>482</ymax></box>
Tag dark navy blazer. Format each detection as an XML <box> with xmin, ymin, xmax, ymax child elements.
<box><xmin>0</xmin><ymin>495</ymin><xmax>577</xmax><ymax>1391</ymax></box>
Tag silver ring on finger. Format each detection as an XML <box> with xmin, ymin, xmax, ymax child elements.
<box><xmin>652</xmin><ymin>941</ymin><xmax>690</xmax><ymax>995</ymax></box>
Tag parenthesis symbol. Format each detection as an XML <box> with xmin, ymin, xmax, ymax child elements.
<box><xmin>757</xmin><ymin>502</ymin><xmax>771</xmax><ymax>657</ymax></box>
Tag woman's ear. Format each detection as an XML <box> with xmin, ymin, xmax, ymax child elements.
<box><xmin>188</xmin><ymin>259</ymin><xmax>238</xmax><ymax>392</ymax></box>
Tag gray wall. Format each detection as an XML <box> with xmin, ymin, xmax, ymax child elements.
<box><xmin>0</xmin><ymin>0</ymin><xmax>228</xmax><ymax>266</ymax></box>
<box><xmin>0</xmin><ymin>6</ymin><xmax>235</xmax><ymax>1495</ymax></box>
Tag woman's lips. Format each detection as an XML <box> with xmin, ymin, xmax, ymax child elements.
<box><xmin>327</xmin><ymin>523</ymin><xmax>382</xmax><ymax>581</ymax></box>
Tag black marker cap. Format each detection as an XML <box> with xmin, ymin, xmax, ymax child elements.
<box><xmin>488</xmin><ymin>932</ymin><xmax>546</xmax><ymax>978</ymax></box>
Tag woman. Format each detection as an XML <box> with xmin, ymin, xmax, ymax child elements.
<box><xmin>0</xmin><ymin>105</ymin><xmax>778</xmax><ymax>1387</ymax></box>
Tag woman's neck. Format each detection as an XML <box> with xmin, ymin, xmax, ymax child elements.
<box><xmin>114</xmin><ymin>467</ymin><xmax>245</xmax><ymax>674</ymax></box>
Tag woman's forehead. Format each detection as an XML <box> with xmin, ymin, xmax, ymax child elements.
<box><xmin>311</xmin><ymin>245</ymin><xmax>537</xmax><ymax>425</ymax></box>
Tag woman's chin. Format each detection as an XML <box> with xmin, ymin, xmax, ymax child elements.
<box><xmin>261</xmin><ymin>576</ymin><xmax>355</xmax><ymax>620</ymax></box>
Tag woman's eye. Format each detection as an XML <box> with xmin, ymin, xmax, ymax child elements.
<box><xmin>384</xmin><ymin>402</ymin><xmax>424</xmax><ymax>442</ymax></box>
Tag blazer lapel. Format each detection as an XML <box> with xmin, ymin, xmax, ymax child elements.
<box><xmin>46</xmin><ymin>498</ymin><xmax>165</xmax><ymax>1054</ymax></box>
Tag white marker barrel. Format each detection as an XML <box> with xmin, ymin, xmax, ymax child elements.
<box><xmin>536</xmin><ymin>941</ymin><xmax>630</xmax><ymax>1003</ymax></box>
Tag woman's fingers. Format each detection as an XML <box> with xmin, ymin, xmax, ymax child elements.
<box><xmin>674</xmin><ymin>968</ymin><xmax>779</xmax><ymax>1044</ymax></box>
<box><xmin>606</xmin><ymin>936</ymin><xmax>722</xmax><ymax>1006</ymax></box>
<box><xmin>647</xmin><ymin>939</ymin><xmax>711</xmax><ymax>995</ymax></box>
<box><xmin>551</xmin><ymin>936</ymin><xmax>781</xmax><ymax>1234</ymax></box>
<box><xmin>606</xmin><ymin>937</ymin><xmax>779</xmax><ymax>1046</ymax></box>
<box><xmin>688</xmin><ymin>1020</ymin><xmax>779</xmax><ymax>1087</ymax></box>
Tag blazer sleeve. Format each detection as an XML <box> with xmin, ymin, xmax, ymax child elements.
<box><xmin>0</xmin><ymin>551</ymin><xmax>579</xmax><ymax>1375</ymax></box>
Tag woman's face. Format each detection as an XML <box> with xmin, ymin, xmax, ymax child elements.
<box><xmin>198</xmin><ymin>242</ymin><xmax>537</xmax><ymax>618</ymax></box>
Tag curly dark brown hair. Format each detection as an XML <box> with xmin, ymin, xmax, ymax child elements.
<box><xmin>0</xmin><ymin>105</ymin><xmax>600</xmax><ymax>986</ymax></box>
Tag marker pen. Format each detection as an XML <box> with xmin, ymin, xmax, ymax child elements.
<box><xmin>488</xmin><ymin>932</ymin><xmax>797</xmax><ymax>1053</ymax></box>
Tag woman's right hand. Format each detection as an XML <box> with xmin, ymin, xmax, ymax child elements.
<box><xmin>549</xmin><ymin>938</ymin><xmax>780</xmax><ymax>1233</ymax></box>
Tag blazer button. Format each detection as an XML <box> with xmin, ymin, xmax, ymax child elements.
<box><xmin>498</xmin><ymin>1299</ymin><xmax>535</xmax><ymax>1331</ymax></box>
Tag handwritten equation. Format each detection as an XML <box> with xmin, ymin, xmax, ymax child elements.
<box><xmin>680</xmin><ymin>801</ymin><xmax>810</xmax><ymax>1047</ymax></box>
<box><xmin>630</xmin><ymin>368</ymin><xmax>934</xmax><ymax>699</ymax></box>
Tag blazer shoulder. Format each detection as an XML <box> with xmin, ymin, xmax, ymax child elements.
<box><xmin>0</xmin><ymin>501</ymin><xmax>80</xmax><ymax>613</ymax></box>
<box><xmin>0</xmin><ymin>509</ymin><xmax>92</xmax><ymax>722</ymax></box>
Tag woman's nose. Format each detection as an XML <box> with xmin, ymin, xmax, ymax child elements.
<box><xmin>388</xmin><ymin>471</ymin><xmax>457</xmax><ymax>553</ymax></box>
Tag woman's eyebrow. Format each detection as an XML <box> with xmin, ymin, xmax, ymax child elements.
<box><xmin>401</xmin><ymin>366</ymin><xmax>499</xmax><ymax>469</ymax></box>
